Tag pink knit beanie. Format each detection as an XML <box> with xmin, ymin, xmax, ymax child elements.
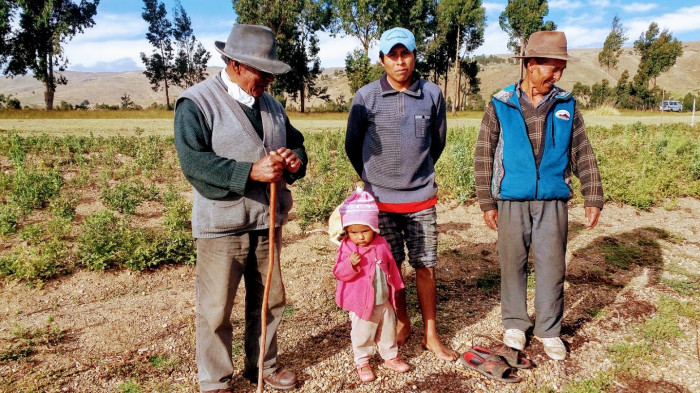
<box><xmin>339</xmin><ymin>187</ymin><xmax>380</xmax><ymax>234</ymax></box>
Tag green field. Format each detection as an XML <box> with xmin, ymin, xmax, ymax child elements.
<box><xmin>0</xmin><ymin>108</ymin><xmax>694</xmax><ymax>135</ymax></box>
<box><xmin>0</xmin><ymin>113</ymin><xmax>698</xmax><ymax>284</ymax></box>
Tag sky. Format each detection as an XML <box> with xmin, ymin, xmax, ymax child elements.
<box><xmin>63</xmin><ymin>0</ymin><xmax>700</xmax><ymax>73</ymax></box>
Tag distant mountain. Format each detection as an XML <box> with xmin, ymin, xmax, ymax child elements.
<box><xmin>1</xmin><ymin>41</ymin><xmax>698</xmax><ymax>109</ymax></box>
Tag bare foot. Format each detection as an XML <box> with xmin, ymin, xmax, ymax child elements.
<box><xmin>396</xmin><ymin>318</ymin><xmax>412</xmax><ymax>346</ymax></box>
<box><xmin>421</xmin><ymin>336</ymin><xmax>458</xmax><ymax>361</ymax></box>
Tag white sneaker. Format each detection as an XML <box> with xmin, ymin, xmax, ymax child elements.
<box><xmin>536</xmin><ymin>336</ymin><xmax>567</xmax><ymax>360</ymax></box>
<box><xmin>503</xmin><ymin>329</ymin><xmax>526</xmax><ymax>350</ymax></box>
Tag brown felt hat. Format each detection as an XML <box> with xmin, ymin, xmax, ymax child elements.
<box><xmin>215</xmin><ymin>24</ymin><xmax>291</xmax><ymax>75</ymax></box>
<box><xmin>513</xmin><ymin>31</ymin><xmax>579</xmax><ymax>62</ymax></box>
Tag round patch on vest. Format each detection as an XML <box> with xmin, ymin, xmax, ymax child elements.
<box><xmin>555</xmin><ymin>109</ymin><xmax>571</xmax><ymax>121</ymax></box>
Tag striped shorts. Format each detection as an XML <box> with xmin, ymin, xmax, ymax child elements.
<box><xmin>378</xmin><ymin>206</ymin><xmax>438</xmax><ymax>269</ymax></box>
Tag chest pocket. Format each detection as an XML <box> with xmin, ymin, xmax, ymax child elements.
<box><xmin>414</xmin><ymin>114</ymin><xmax>431</xmax><ymax>137</ymax></box>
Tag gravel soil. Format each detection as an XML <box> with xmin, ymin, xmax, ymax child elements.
<box><xmin>1</xmin><ymin>198</ymin><xmax>699</xmax><ymax>393</ymax></box>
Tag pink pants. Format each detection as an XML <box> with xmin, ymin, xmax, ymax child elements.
<box><xmin>349</xmin><ymin>301</ymin><xmax>398</xmax><ymax>365</ymax></box>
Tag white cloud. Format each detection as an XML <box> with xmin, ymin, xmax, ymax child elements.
<box><xmin>563</xmin><ymin>12</ymin><xmax>606</xmax><ymax>26</ymax></box>
<box><xmin>620</xmin><ymin>3</ymin><xmax>657</xmax><ymax>13</ymax></box>
<box><xmin>556</xmin><ymin>25</ymin><xmax>610</xmax><ymax>48</ymax></box>
<box><xmin>549</xmin><ymin>0</ymin><xmax>584</xmax><ymax>10</ymax></box>
<box><xmin>65</xmin><ymin>38</ymin><xmax>151</xmax><ymax>71</ymax></box>
<box><xmin>482</xmin><ymin>1</ymin><xmax>506</xmax><ymax>14</ymax></box>
<box><xmin>626</xmin><ymin>5</ymin><xmax>700</xmax><ymax>41</ymax></box>
<box><xmin>473</xmin><ymin>22</ymin><xmax>511</xmax><ymax>56</ymax></box>
<box><xmin>71</xmin><ymin>13</ymin><xmax>146</xmax><ymax>42</ymax></box>
<box><xmin>317</xmin><ymin>31</ymin><xmax>378</xmax><ymax>68</ymax></box>
<box><xmin>589</xmin><ymin>0</ymin><xmax>611</xmax><ymax>8</ymax></box>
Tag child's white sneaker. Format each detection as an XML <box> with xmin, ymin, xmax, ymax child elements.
<box><xmin>535</xmin><ymin>336</ymin><xmax>567</xmax><ymax>360</ymax></box>
<box><xmin>503</xmin><ymin>329</ymin><xmax>526</xmax><ymax>350</ymax></box>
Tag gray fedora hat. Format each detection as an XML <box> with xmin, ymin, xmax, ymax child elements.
<box><xmin>215</xmin><ymin>24</ymin><xmax>291</xmax><ymax>75</ymax></box>
<box><xmin>513</xmin><ymin>31</ymin><xmax>579</xmax><ymax>62</ymax></box>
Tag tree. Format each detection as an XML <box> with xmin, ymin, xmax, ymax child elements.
<box><xmin>571</xmin><ymin>82</ymin><xmax>591</xmax><ymax>108</ymax></box>
<box><xmin>439</xmin><ymin>0</ymin><xmax>485</xmax><ymax>116</ymax></box>
<box><xmin>614</xmin><ymin>69</ymin><xmax>634</xmax><ymax>109</ymax></box>
<box><xmin>589</xmin><ymin>79</ymin><xmax>611</xmax><ymax>108</ymax></box>
<box><xmin>233</xmin><ymin>0</ymin><xmax>333</xmax><ymax>112</ymax></box>
<box><xmin>499</xmin><ymin>0</ymin><xmax>556</xmax><ymax>79</ymax></box>
<box><xmin>633</xmin><ymin>22</ymin><xmax>683</xmax><ymax>89</ymax></box>
<box><xmin>344</xmin><ymin>49</ymin><xmax>382</xmax><ymax>94</ymax></box>
<box><xmin>140</xmin><ymin>0</ymin><xmax>175</xmax><ymax>109</ymax></box>
<box><xmin>680</xmin><ymin>92</ymin><xmax>697</xmax><ymax>113</ymax></box>
<box><xmin>172</xmin><ymin>0</ymin><xmax>211</xmax><ymax>89</ymax></box>
<box><xmin>331</xmin><ymin>0</ymin><xmax>388</xmax><ymax>55</ymax></box>
<box><xmin>598</xmin><ymin>15</ymin><xmax>626</xmax><ymax>74</ymax></box>
<box><xmin>0</xmin><ymin>0</ymin><xmax>99</xmax><ymax>110</ymax></box>
<box><xmin>384</xmin><ymin>0</ymin><xmax>432</xmax><ymax>52</ymax></box>
<box><xmin>0</xmin><ymin>1</ymin><xmax>13</xmax><ymax>65</ymax></box>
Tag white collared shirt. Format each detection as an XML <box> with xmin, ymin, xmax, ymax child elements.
<box><xmin>220</xmin><ymin>70</ymin><xmax>255</xmax><ymax>109</ymax></box>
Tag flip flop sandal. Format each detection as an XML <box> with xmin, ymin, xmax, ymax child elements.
<box><xmin>458</xmin><ymin>350</ymin><xmax>521</xmax><ymax>383</ymax></box>
<box><xmin>471</xmin><ymin>344</ymin><xmax>532</xmax><ymax>369</ymax></box>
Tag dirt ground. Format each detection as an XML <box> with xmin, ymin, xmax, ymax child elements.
<box><xmin>1</xmin><ymin>198</ymin><xmax>699</xmax><ymax>393</ymax></box>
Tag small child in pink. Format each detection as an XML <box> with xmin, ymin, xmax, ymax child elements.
<box><xmin>333</xmin><ymin>188</ymin><xmax>411</xmax><ymax>382</ymax></box>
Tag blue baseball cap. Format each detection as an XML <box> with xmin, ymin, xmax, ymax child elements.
<box><xmin>379</xmin><ymin>27</ymin><xmax>416</xmax><ymax>54</ymax></box>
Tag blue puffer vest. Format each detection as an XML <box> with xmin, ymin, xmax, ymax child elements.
<box><xmin>490</xmin><ymin>84</ymin><xmax>575</xmax><ymax>201</ymax></box>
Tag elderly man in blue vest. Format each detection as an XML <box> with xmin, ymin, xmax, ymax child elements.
<box><xmin>174</xmin><ymin>24</ymin><xmax>307</xmax><ymax>392</ymax></box>
<box><xmin>474</xmin><ymin>31</ymin><xmax>603</xmax><ymax>360</ymax></box>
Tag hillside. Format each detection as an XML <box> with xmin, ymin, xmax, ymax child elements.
<box><xmin>1</xmin><ymin>41</ymin><xmax>698</xmax><ymax>109</ymax></box>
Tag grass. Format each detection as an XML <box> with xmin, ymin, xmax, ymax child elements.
<box><xmin>661</xmin><ymin>277</ymin><xmax>700</xmax><ymax>296</ymax></box>
<box><xmin>588</xmin><ymin>122</ymin><xmax>700</xmax><ymax>209</ymax></box>
<box><xmin>0</xmin><ymin>108</ymin><xmax>174</xmax><ymax>119</ymax></box>
<box><xmin>0</xmin><ymin>120</ymin><xmax>698</xmax><ymax>284</ymax></box>
<box><xmin>0</xmin><ymin>322</ymin><xmax>66</xmax><ymax>362</ymax></box>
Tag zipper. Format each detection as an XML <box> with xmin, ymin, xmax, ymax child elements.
<box><xmin>550</xmin><ymin>111</ymin><xmax>556</xmax><ymax>148</ymax></box>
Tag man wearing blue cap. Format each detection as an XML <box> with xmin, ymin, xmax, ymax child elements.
<box><xmin>345</xmin><ymin>27</ymin><xmax>457</xmax><ymax>361</ymax></box>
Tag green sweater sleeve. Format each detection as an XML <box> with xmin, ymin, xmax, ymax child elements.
<box><xmin>174</xmin><ymin>98</ymin><xmax>252</xmax><ymax>199</ymax></box>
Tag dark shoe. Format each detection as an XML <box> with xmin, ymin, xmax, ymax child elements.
<box><xmin>201</xmin><ymin>389</ymin><xmax>233</xmax><ymax>393</ymax></box>
<box><xmin>263</xmin><ymin>367</ymin><xmax>298</xmax><ymax>390</ymax></box>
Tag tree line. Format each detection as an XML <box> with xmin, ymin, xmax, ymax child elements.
<box><xmin>0</xmin><ymin>0</ymin><xmax>689</xmax><ymax>112</ymax></box>
<box><xmin>575</xmin><ymin>18</ymin><xmax>686</xmax><ymax>110</ymax></box>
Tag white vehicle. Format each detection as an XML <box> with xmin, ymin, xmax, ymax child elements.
<box><xmin>659</xmin><ymin>100</ymin><xmax>683</xmax><ymax>112</ymax></box>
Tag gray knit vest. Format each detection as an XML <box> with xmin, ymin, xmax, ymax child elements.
<box><xmin>178</xmin><ymin>74</ymin><xmax>292</xmax><ymax>238</ymax></box>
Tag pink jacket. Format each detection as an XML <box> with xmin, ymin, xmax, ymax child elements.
<box><xmin>333</xmin><ymin>235</ymin><xmax>405</xmax><ymax>321</ymax></box>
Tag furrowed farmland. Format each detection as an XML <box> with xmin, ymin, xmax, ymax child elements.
<box><xmin>0</xmin><ymin>115</ymin><xmax>699</xmax><ymax>392</ymax></box>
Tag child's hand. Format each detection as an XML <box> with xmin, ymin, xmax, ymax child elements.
<box><xmin>350</xmin><ymin>252</ymin><xmax>361</xmax><ymax>266</ymax></box>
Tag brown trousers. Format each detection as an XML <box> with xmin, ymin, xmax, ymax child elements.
<box><xmin>195</xmin><ymin>228</ymin><xmax>285</xmax><ymax>391</ymax></box>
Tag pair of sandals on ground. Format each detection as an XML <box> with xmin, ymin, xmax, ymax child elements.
<box><xmin>458</xmin><ymin>331</ymin><xmax>566</xmax><ymax>383</ymax></box>
<box><xmin>458</xmin><ymin>340</ymin><xmax>531</xmax><ymax>383</ymax></box>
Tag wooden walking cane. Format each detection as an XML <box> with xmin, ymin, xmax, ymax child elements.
<box><xmin>258</xmin><ymin>181</ymin><xmax>277</xmax><ymax>393</ymax></box>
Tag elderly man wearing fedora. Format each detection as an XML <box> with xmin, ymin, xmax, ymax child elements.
<box><xmin>174</xmin><ymin>24</ymin><xmax>307</xmax><ymax>391</ymax></box>
<box><xmin>474</xmin><ymin>31</ymin><xmax>603</xmax><ymax>360</ymax></box>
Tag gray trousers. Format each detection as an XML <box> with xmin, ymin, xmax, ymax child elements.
<box><xmin>195</xmin><ymin>228</ymin><xmax>285</xmax><ymax>391</ymax></box>
<box><xmin>496</xmin><ymin>200</ymin><xmax>568</xmax><ymax>338</ymax></box>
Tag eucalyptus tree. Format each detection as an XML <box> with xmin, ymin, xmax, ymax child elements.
<box><xmin>633</xmin><ymin>22</ymin><xmax>683</xmax><ymax>89</ymax></box>
<box><xmin>499</xmin><ymin>0</ymin><xmax>556</xmax><ymax>79</ymax></box>
<box><xmin>172</xmin><ymin>0</ymin><xmax>211</xmax><ymax>89</ymax></box>
<box><xmin>0</xmin><ymin>0</ymin><xmax>99</xmax><ymax>110</ymax></box>
<box><xmin>439</xmin><ymin>0</ymin><xmax>485</xmax><ymax>115</ymax></box>
<box><xmin>598</xmin><ymin>15</ymin><xmax>627</xmax><ymax>74</ymax></box>
<box><xmin>233</xmin><ymin>0</ymin><xmax>332</xmax><ymax>112</ymax></box>
<box><xmin>331</xmin><ymin>0</ymin><xmax>388</xmax><ymax>55</ymax></box>
<box><xmin>140</xmin><ymin>0</ymin><xmax>176</xmax><ymax>109</ymax></box>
